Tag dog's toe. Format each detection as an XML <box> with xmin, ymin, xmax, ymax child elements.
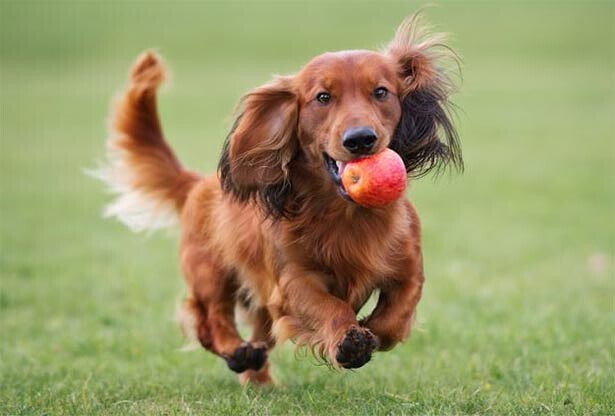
<box><xmin>225</xmin><ymin>342</ymin><xmax>268</xmax><ymax>373</ymax></box>
<box><xmin>335</xmin><ymin>327</ymin><xmax>377</xmax><ymax>369</ymax></box>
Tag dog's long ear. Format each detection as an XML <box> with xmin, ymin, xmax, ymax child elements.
<box><xmin>218</xmin><ymin>75</ymin><xmax>298</xmax><ymax>217</ymax></box>
<box><xmin>387</xmin><ymin>14</ymin><xmax>463</xmax><ymax>177</ymax></box>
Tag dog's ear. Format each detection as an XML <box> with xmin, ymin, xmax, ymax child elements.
<box><xmin>218</xmin><ymin>75</ymin><xmax>298</xmax><ymax>217</ymax></box>
<box><xmin>386</xmin><ymin>14</ymin><xmax>463</xmax><ymax>177</ymax></box>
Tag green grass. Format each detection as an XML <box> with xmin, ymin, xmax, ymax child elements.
<box><xmin>1</xmin><ymin>1</ymin><xmax>613</xmax><ymax>414</ymax></box>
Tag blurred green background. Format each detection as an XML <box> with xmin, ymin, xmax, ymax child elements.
<box><xmin>1</xmin><ymin>1</ymin><xmax>613</xmax><ymax>415</ymax></box>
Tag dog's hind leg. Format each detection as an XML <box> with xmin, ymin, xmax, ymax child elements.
<box><xmin>246</xmin><ymin>306</ymin><xmax>275</xmax><ymax>348</ymax></box>
<box><xmin>181</xmin><ymin>247</ymin><xmax>268</xmax><ymax>375</ymax></box>
<box><xmin>238</xmin><ymin>306</ymin><xmax>275</xmax><ymax>384</ymax></box>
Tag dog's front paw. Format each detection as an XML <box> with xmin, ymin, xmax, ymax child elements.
<box><xmin>224</xmin><ymin>342</ymin><xmax>268</xmax><ymax>373</ymax></box>
<box><xmin>335</xmin><ymin>326</ymin><xmax>378</xmax><ymax>369</ymax></box>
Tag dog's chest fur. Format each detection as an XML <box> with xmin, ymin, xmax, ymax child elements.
<box><xmin>280</xmin><ymin>199</ymin><xmax>411</xmax><ymax>308</ymax></box>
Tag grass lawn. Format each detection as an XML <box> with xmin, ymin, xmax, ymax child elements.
<box><xmin>1</xmin><ymin>1</ymin><xmax>613</xmax><ymax>414</ymax></box>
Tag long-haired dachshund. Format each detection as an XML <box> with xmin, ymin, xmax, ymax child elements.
<box><xmin>97</xmin><ymin>15</ymin><xmax>461</xmax><ymax>384</ymax></box>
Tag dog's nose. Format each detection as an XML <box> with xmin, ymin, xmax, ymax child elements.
<box><xmin>342</xmin><ymin>126</ymin><xmax>378</xmax><ymax>154</ymax></box>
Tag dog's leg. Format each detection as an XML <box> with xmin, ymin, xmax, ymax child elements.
<box><xmin>360</xmin><ymin>203</ymin><xmax>426</xmax><ymax>351</ymax></box>
<box><xmin>246</xmin><ymin>306</ymin><xmax>275</xmax><ymax>348</ymax></box>
<box><xmin>238</xmin><ymin>306</ymin><xmax>275</xmax><ymax>384</ymax></box>
<box><xmin>277</xmin><ymin>265</ymin><xmax>377</xmax><ymax>369</ymax></box>
<box><xmin>182</xmin><ymin>248</ymin><xmax>268</xmax><ymax>374</ymax></box>
<box><xmin>361</xmin><ymin>263</ymin><xmax>424</xmax><ymax>351</ymax></box>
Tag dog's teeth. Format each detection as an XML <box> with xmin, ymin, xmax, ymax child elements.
<box><xmin>336</xmin><ymin>161</ymin><xmax>346</xmax><ymax>174</ymax></box>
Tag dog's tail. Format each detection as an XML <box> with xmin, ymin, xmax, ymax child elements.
<box><xmin>93</xmin><ymin>51</ymin><xmax>200</xmax><ymax>232</ymax></box>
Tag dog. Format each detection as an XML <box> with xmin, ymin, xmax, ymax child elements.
<box><xmin>97</xmin><ymin>14</ymin><xmax>461</xmax><ymax>384</ymax></box>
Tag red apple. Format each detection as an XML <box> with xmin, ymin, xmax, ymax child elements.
<box><xmin>341</xmin><ymin>149</ymin><xmax>407</xmax><ymax>207</ymax></box>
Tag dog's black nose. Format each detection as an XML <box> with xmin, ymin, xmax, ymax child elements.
<box><xmin>342</xmin><ymin>127</ymin><xmax>378</xmax><ymax>154</ymax></box>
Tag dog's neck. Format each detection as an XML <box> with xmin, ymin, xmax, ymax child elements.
<box><xmin>277</xmin><ymin>157</ymin><xmax>409</xmax><ymax>308</ymax></box>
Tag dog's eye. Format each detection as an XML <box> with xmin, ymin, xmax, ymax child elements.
<box><xmin>373</xmin><ymin>87</ymin><xmax>388</xmax><ymax>101</ymax></box>
<box><xmin>316</xmin><ymin>92</ymin><xmax>331</xmax><ymax>105</ymax></box>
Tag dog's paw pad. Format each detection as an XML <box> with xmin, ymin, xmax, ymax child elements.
<box><xmin>225</xmin><ymin>342</ymin><xmax>268</xmax><ymax>373</ymax></box>
<box><xmin>335</xmin><ymin>327</ymin><xmax>377</xmax><ymax>369</ymax></box>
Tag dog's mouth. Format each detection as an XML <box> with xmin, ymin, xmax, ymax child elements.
<box><xmin>323</xmin><ymin>153</ymin><xmax>352</xmax><ymax>201</ymax></box>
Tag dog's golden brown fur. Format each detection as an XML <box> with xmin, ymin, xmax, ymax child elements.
<box><xmin>98</xmin><ymin>15</ymin><xmax>461</xmax><ymax>384</ymax></box>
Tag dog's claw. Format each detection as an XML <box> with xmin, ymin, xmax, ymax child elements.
<box><xmin>335</xmin><ymin>327</ymin><xmax>377</xmax><ymax>369</ymax></box>
<box><xmin>225</xmin><ymin>342</ymin><xmax>268</xmax><ymax>373</ymax></box>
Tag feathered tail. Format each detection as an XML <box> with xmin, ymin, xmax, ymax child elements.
<box><xmin>93</xmin><ymin>51</ymin><xmax>199</xmax><ymax>232</ymax></box>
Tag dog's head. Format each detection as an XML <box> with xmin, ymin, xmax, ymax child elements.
<box><xmin>219</xmin><ymin>15</ymin><xmax>462</xmax><ymax>217</ymax></box>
